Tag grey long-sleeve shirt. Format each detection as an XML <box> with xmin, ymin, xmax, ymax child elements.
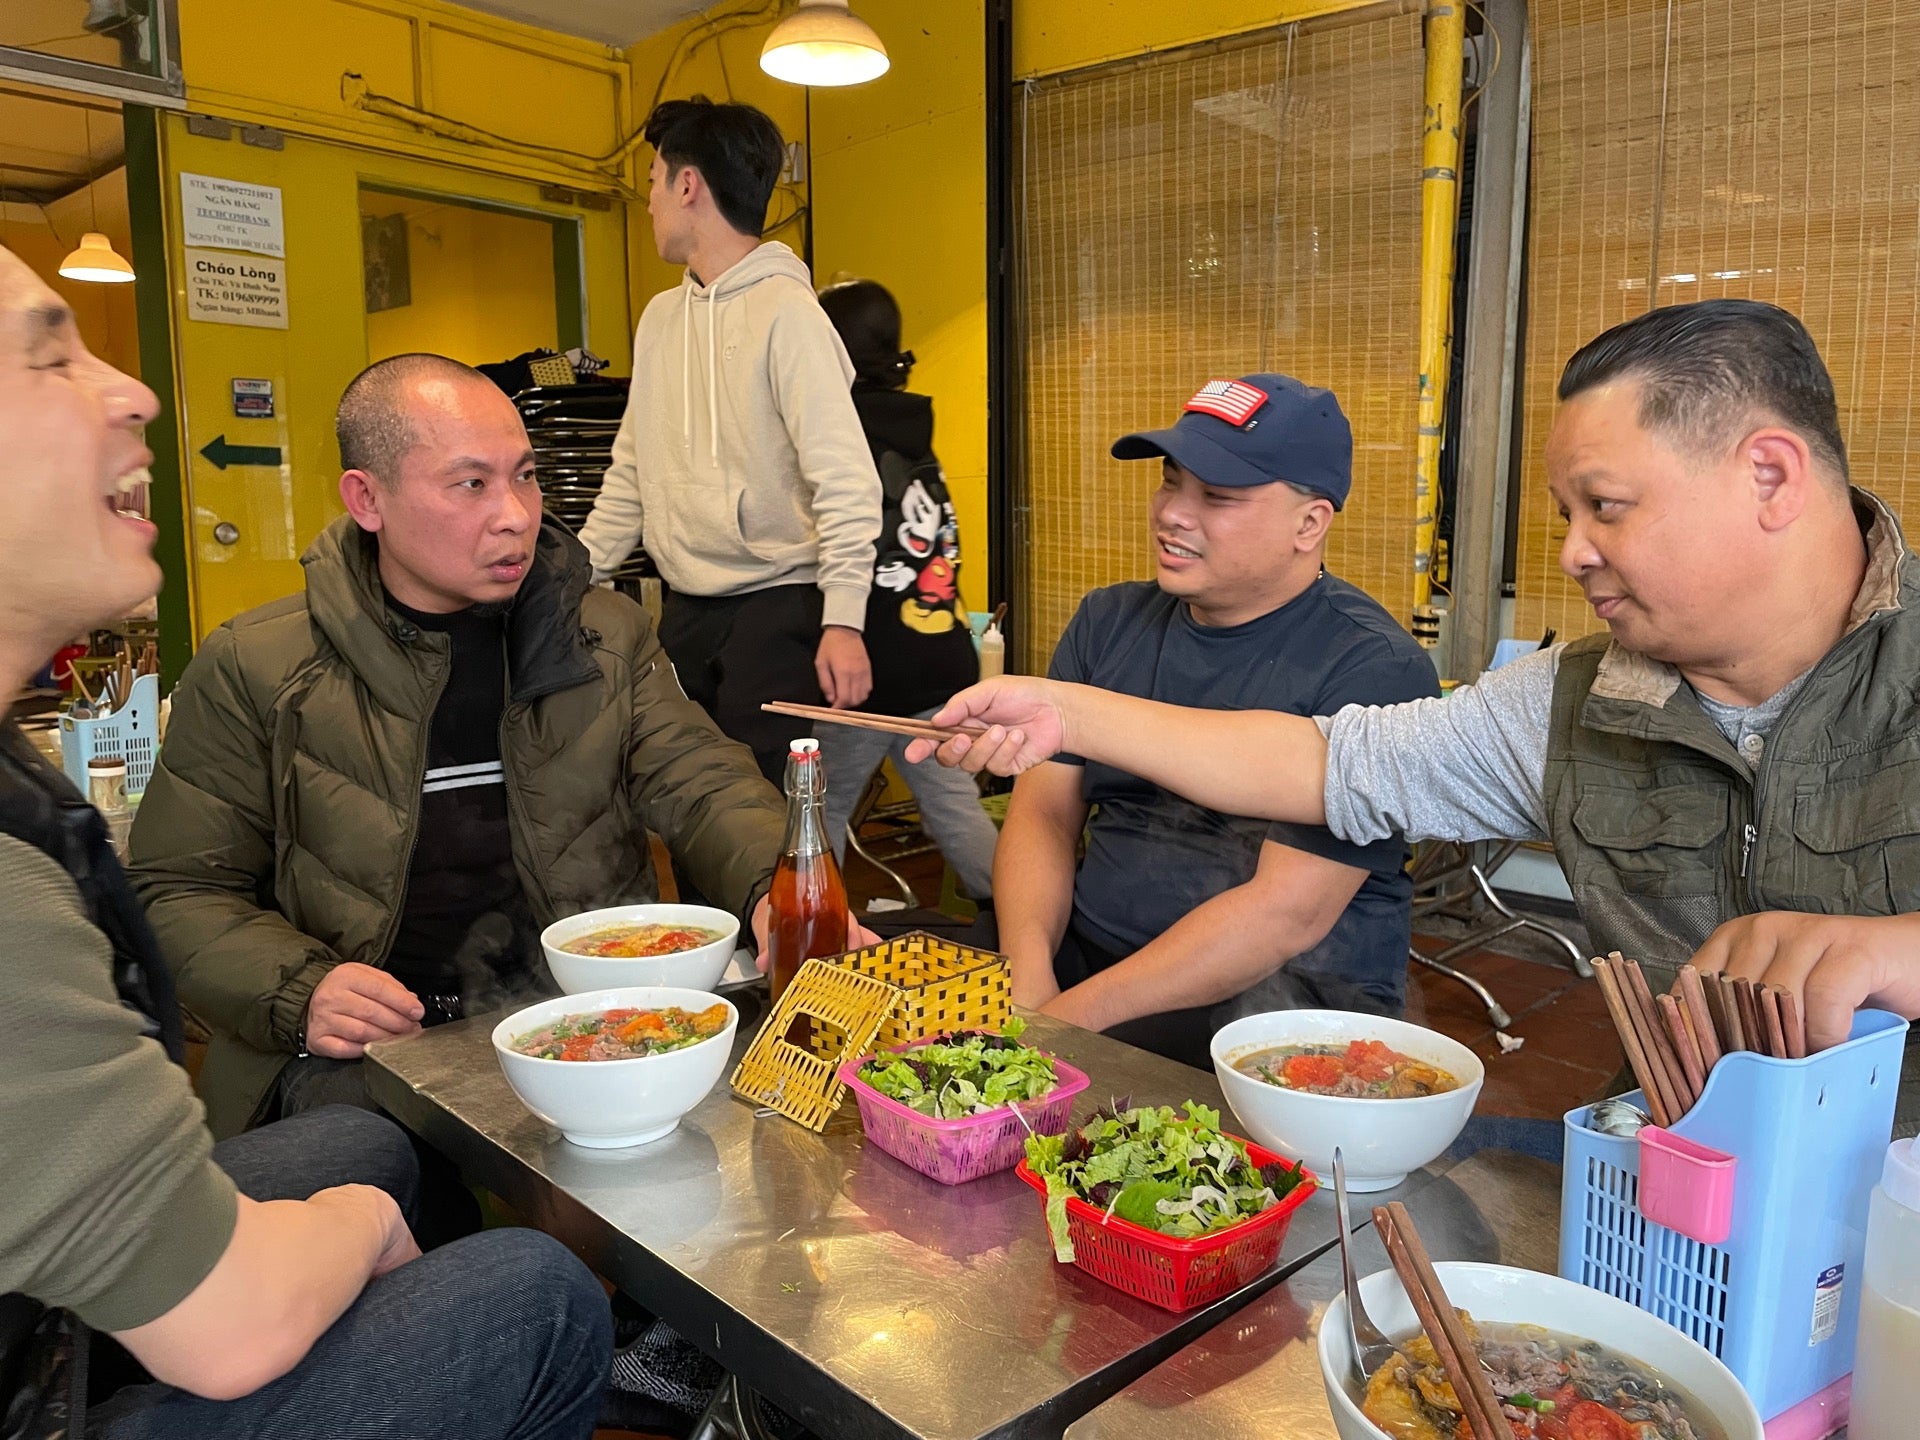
<box><xmin>1317</xmin><ymin>645</ymin><xmax>1559</xmax><ymax>847</ymax></box>
<box><xmin>1316</xmin><ymin>642</ymin><xmax>1805</xmax><ymax>849</ymax></box>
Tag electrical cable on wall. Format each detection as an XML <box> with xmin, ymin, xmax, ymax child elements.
<box><xmin>338</xmin><ymin>0</ymin><xmax>782</xmax><ymax>197</ymax></box>
<box><xmin>341</xmin><ymin>0</ymin><xmax>811</xmax><ymax>243</ymax></box>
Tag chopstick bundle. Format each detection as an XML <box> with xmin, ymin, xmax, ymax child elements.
<box><xmin>760</xmin><ymin>700</ymin><xmax>987</xmax><ymax>745</ymax></box>
<box><xmin>1374</xmin><ymin>1202</ymin><xmax>1517</xmax><ymax>1440</ymax></box>
<box><xmin>1590</xmin><ymin>955</ymin><xmax>1677</xmax><ymax>1127</ymax></box>
<box><xmin>1590</xmin><ymin>954</ymin><xmax>1816</xmax><ymax>1126</ymax></box>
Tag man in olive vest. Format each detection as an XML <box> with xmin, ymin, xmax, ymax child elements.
<box><xmin>908</xmin><ymin>300</ymin><xmax>1920</xmax><ymax>1137</ymax></box>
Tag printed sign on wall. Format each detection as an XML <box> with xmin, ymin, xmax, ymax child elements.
<box><xmin>180</xmin><ymin>173</ymin><xmax>285</xmax><ymax>257</ymax></box>
<box><xmin>186</xmin><ymin>248</ymin><xmax>288</xmax><ymax>329</ymax></box>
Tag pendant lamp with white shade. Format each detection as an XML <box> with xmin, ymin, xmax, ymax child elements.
<box><xmin>60</xmin><ymin>231</ymin><xmax>135</xmax><ymax>284</ymax></box>
<box><xmin>759</xmin><ymin>0</ymin><xmax>889</xmax><ymax>87</ymax></box>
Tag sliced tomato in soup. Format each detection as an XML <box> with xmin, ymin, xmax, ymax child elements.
<box><xmin>1565</xmin><ymin>1400</ymin><xmax>1636</xmax><ymax>1440</ymax></box>
<box><xmin>1282</xmin><ymin>1053</ymin><xmax>1347</xmax><ymax>1089</ymax></box>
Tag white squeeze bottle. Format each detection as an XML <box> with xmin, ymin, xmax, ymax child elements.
<box><xmin>978</xmin><ymin>617</ymin><xmax>1005</xmax><ymax>679</ymax></box>
<box><xmin>1850</xmin><ymin>1136</ymin><xmax>1920</xmax><ymax>1439</ymax></box>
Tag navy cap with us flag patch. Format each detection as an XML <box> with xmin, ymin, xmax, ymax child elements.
<box><xmin>1110</xmin><ymin>372</ymin><xmax>1353</xmax><ymax>509</ymax></box>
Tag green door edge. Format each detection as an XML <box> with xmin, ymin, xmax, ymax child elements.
<box><xmin>123</xmin><ymin>105</ymin><xmax>193</xmax><ymax>689</ymax></box>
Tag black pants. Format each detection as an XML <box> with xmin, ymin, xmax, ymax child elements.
<box><xmin>659</xmin><ymin>584</ymin><xmax>825</xmax><ymax>785</ymax></box>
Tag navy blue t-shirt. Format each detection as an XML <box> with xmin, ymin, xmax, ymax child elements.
<box><xmin>1047</xmin><ymin>575</ymin><xmax>1440</xmax><ymax>1015</ymax></box>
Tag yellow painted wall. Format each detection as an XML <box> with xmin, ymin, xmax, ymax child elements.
<box><xmin>0</xmin><ymin>171</ymin><xmax>140</xmax><ymax>381</ymax></box>
<box><xmin>810</xmin><ymin>0</ymin><xmax>988</xmax><ymax>614</ymax></box>
<box><xmin>178</xmin><ymin>0</ymin><xmax>636</xmax><ymax>195</ymax></box>
<box><xmin>621</xmin><ymin>12</ymin><xmax>804</xmax><ymax>322</ymax></box>
<box><xmin>361</xmin><ymin>192</ymin><xmax>560</xmax><ymax>365</ymax></box>
<box><xmin>155</xmin><ymin>115</ymin><xmax>629</xmax><ymax>639</ymax></box>
<box><xmin>159</xmin><ymin>0</ymin><xmax>637</xmax><ymax>640</ymax></box>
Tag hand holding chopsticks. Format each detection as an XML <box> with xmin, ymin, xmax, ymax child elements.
<box><xmin>1373</xmin><ymin>1202</ymin><xmax>1517</xmax><ymax>1440</ymax></box>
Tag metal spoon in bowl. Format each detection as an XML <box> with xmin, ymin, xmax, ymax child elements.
<box><xmin>1334</xmin><ymin>1146</ymin><xmax>1399</xmax><ymax>1388</ymax></box>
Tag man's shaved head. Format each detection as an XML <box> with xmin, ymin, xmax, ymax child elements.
<box><xmin>336</xmin><ymin>352</ymin><xmax>497</xmax><ymax>485</ymax></box>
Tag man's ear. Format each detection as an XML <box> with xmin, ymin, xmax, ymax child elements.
<box><xmin>1745</xmin><ymin>425</ymin><xmax>1816</xmax><ymax>534</ymax></box>
<box><xmin>1296</xmin><ymin>495</ymin><xmax>1335</xmax><ymax>550</ymax></box>
<box><xmin>340</xmin><ymin>469</ymin><xmax>386</xmax><ymax>532</ymax></box>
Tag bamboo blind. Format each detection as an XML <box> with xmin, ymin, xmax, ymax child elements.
<box><xmin>1516</xmin><ymin>0</ymin><xmax>1920</xmax><ymax>641</ymax></box>
<box><xmin>1013</xmin><ymin>14</ymin><xmax>1426</xmax><ymax>673</ymax></box>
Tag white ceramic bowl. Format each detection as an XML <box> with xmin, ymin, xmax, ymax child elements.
<box><xmin>1211</xmin><ymin>1010</ymin><xmax>1484</xmax><ymax>1192</ymax></box>
<box><xmin>492</xmin><ymin>986</ymin><xmax>737</xmax><ymax>1148</ymax></box>
<box><xmin>1319</xmin><ymin>1261</ymin><xmax>1762</xmax><ymax>1440</ymax></box>
<box><xmin>540</xmin><ymin>903</ymin><xmax>740</xmax><ymax>996</ymax></box>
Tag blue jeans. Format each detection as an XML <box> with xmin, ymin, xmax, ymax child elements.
<box><xmin>89</xmin><ymin>1106</ymin><xmax>612</xmax><ymax>1440</ymax></box>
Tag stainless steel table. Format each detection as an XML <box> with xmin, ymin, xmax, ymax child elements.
<box><xmin>365</xmin><ymin>1001</ymin><xmax>1448</xmax><ymax>1440</ymax></box>
<box><xmin>1063</xmin><ymin>1149</ymin><xmax>1561</xmax><ymax>1440</ymax></box>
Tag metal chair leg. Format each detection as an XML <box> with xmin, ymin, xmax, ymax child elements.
<box><xmin>1409</xmin><ymin>945</ymin><xmax>1515</xmax><ymax>1031</ymax></box>
<box><xmin>1464</xmin><ymin>864</ymin><xmax>1593</xmax><ymax>978</ymax></box>
<box><xmin>844</xmin><ymin>767</ymin><xmax>917</xmax><ymax>908</ymax></box>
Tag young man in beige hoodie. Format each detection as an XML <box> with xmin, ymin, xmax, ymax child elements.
<box><xmin>583</xmin><ymin>96</ymin><xmax>883</xmax><ymax>782</ymax></box>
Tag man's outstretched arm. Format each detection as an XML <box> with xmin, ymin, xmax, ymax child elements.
<box><xmin>908</xmin><ymin>676</ymin><xmax>1332</xmax><ymax>823</ymax></box>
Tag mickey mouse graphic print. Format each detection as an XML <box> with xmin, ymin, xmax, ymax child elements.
<box><xmin>847</xmin><ymin>387</ymin><xmax>980</xmax><ymax>714</ymax></box>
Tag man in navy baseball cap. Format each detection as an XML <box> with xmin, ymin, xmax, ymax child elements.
<box><xmin>986</xmin><ymin>371</ymin><xmax>1437</xmax><ymax>1069</ymax></box>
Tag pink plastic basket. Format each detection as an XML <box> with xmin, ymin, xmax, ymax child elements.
<box><xmin>838</xmin><ymin>1037</ymin><xmax>1091</xmax><ymax>1185</ymax></box>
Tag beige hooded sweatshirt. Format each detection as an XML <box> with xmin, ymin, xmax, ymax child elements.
<box><xmin>581</xmin><ymin>241</ymin><xmax>881</xmax><ymax>631</ymax></box>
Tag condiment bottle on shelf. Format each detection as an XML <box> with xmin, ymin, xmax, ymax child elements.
<box><xmin>1850</xmin><ymin>1136</ymin><xmax>1920</xmax><ymax>1439</ymax></box>
<box><xmin>765</xmin><ymin>738</ymin><xmax>848</xmax><ymax>1006</ymax></box>
<box><xmin>978</xmin><ymin>617</ymin><xmax>1005</xmax><ymax>679</ymax></box>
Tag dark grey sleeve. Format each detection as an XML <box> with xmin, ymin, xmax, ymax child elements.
<box><xmin>1315</xmin><ymin>644</ymin><xmax>1561</xmax><ymax>846</ymax></box>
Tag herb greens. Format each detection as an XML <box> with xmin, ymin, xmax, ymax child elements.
<box><xmin>857</xmin><ymin>1018</ymin><xmax>1060</xmax><ymax>1120</ymax></box>
<box><xmin>1023</xmin><ymin>1101</ymin><xmax>1310</xmax><ymax>1262</ymax></box>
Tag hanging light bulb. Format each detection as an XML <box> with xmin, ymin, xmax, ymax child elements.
<box><xmin>60</xmin><ymin>231</ymin><xmax>135</xmax><ymax>284</ymax></box>
<box><xmin>760</xmin><ymin>0</ymin><xmax>889</xmax><ymax>87</ymax></box>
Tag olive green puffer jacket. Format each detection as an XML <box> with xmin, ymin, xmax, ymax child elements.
<box><xmin>129</xmin><ymin>515</ymin><xmax>784</xmax><ymax>1137</ymax></box>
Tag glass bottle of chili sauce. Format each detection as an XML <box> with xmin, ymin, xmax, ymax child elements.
<box><xmin>767</xmin><ymin>738</ymin><xmax>848</xmax><ymax>1004</ymax></box>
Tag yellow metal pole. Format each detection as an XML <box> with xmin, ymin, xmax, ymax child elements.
<box><xmin>1412</xmin><ymin>0</ymin><xmax>1465</xmax><ymax>635</ymax></box>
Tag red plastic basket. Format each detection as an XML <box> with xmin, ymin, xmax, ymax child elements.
<box><xmin>839</xmin><ymin>1039</ymin><xmax>1091</xmax><ymax>1186</ymax></box>
<box><xmin>1014</xmin><ymin>1139</ymin><xmax>1317</xmax><ymax>1312</ymax></box>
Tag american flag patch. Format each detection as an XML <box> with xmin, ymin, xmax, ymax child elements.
<box><xmin>1183</xmin><ymin>379</ymin><xmax>1268</xmax><ymax>427</ymax></box>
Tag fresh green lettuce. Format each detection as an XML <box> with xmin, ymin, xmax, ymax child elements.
<box><xmin>1023</xmin><ymin>1101</ymin><xmax>1310</xmax><ymax>1261</ymax></box>
<box><xmin>857</xmin><ymin>1018</ymin><xmax>1060</xmax><ymax>1120</ymax></box>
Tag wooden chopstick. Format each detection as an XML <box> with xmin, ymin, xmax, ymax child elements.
<box><xmin>1760</xmin><ymin>985</ymin><xmax>1789</xmax><ymax>1059</ymax></box>
<box><xmin>1375</xmin><ymin>1203</ymin><xmax>1517</xmax><ymax>1440</ymax></box>
<box><xmin>759</xmin><ymin>700</ymin><xmax>986</xmax><ymax>743</ymax></box>
<box><xmin>1591</xmin><ymin>957</ymin><xmax>1674</xmax><ymax>1128</ymax></box>
<box><xmin>1700</xmin><ymin>971</ymin><xmax>1734</xmax><ymax>1054</ymax></box>
<box><xmin>1777</xmin><ymin>986</ymin><xmax>1808</xmax><ymax>1059</ymax></box>
<box><xmin>1676</xmin><ymin>966</ymin><xmax>1724</xmax><ymax>1070</ymax></box>
<box><xmin>1718</xmin><ymin>974</ymin><xmax>1749</xmax><ymax>1052</ymax></box>
<box><xmin>1733</xmin><ymin>978</ymin><xmax>1767</xmax><ymax>1056</ymax></box>
<box><xmin>1658</xmin><ymin>993</ymin><xmax>1706</xmax><ymax>1107</ymax></box>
